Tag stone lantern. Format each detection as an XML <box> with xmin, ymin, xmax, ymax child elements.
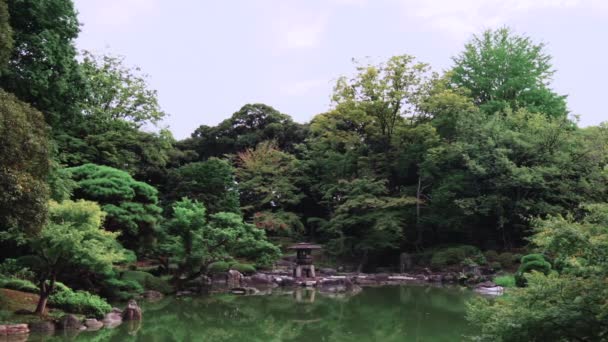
<box><xmin>288</xmin><ymin>242</ymin><xmax>322</xmax><ymax>279</ymax></box>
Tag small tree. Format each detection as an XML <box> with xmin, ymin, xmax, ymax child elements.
<box><xmin>23</xmin><ymin>200</ymin><xmax>129</xmax><ymax>315</ymax></box>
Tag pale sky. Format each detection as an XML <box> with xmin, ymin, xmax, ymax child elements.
<box><xmin>74</xmin><ymin>0</ymin><xmax>608</xmax><ymax>139</ymax></box>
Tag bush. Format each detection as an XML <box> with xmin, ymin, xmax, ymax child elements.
<box><xmin>484</xmin><ymin>250</ymin><xmax>499</xmax><ymax>262</ymax></box>
<box><xmin>489</xmin><ymin>261</ymin><xmax>502</xmax><ymax>271</ymax></box>
<box><xmin>493</xmin><ymin>274</ymin><xmax>516</xmax><ymax>288</ymax></box>
<box><xmin>49</xmin><ymin>290</ymin><xmax>111</xmax><ymax>318</ymax></box>
<box><xmin>208</xmin><ymin>261</ymin><xmax>230</xmax><ymax>274</ymax></box>
<box><xmin>430</xmin><ymin>245</ymin><xmax>486</xmax><ymax>269</ymax></box>
<box><xmin>496</xmin><ymin>252</ymin><xmax>516</xmax><ymax>269</ymax></box>
<box><xmin>0</xmin><ymin>277</ymin><xmax>38</xmax><ymax>293</ymax></box>
<box><xmin>515</xmin><ymin>254</ymin><xmax>551</xmax><ymax>287</ymax></box>
<box><xmin>120</xmin><ymin>270</ymin><xmax>171</xmax><ymax>294</ymax></box>
<box><xmin>230</xmin><ymin>263</ymin><xmax>256</xmax><ymax>275</ymax></box>
<box><xmin>103</xmin><ymin>277</ymin><xmax>144</xmax><ymax>301</ymax></box>
<box><xmin>0</xmin><ymin>259</ymin><xmax>34</xmax><ymax>280</ymax></box>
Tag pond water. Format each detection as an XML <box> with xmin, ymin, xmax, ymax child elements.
<box><xmin>33</xmin><ymin>285</ymin><xmax>476</xmax><ymax>341</ymax></box>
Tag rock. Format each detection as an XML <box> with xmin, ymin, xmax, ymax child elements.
<box><xmin>442</xmin><ymin>273</ymin><xmax>459</xmax><ymax>283</ymax></box>
<box><xmin>28</xmin><ymin>321</ymin><xmax>55</xmax><ymax>333</ymax></box>
<box><xmin>142</xmin><ymin>290</ymin><xmax>164</xmax><ymax>300</ymax></box>
<box><xmin>247</xmin><ymin>273</ymin><xmax>274</xmax><ymax>286</ymax></box>
<box><xmin>102</xmin><ymin>311</ymin><xmax>123</xmax><ymax>328</ymax></box>
<box><xmin>84</xmin><ymin>318</ymin><xmax>104</xmax><ymax>331</ymax></box>
<box><xmin>319</xmin><ymin>268</ymin><xmax>337</xmax><ymax>276</ymax></box>
<box><xmin>279</xmin><ymin>276</ymin><xmax>295</xmax><ymax>287</ymax></box>
<box><xmin>428</xmin><ymin>274</ymin><xmax>443</xmax><ymax>283</ymax></box>
<box><xmin>230</xmin><ymin>287</ymin><xmax>259</xmax><ymax>295</ymax></box>
<box><xmin>0</xmin><ymin>324</ymin><xmax>29</xmax><ymax>335</ymax></box>
<box><xmin>227</xmin><ymin>269</ymin><xmax>244</xmax><ymax>289</ymax></box>
<box><xmin>318</xmin><ymin>277</ymin><xmax>355</xmax><ymax>293</ymax></box>
<box><xmin>474</xmin><ymin>285</ymin><xmax>504</xmax><ymax>296</ymax></box>
<box><xmin>400</xmin><ymin>252</ymin><xmax>413</xmax><ymax>272</ymax></box>
<box><xmin>476</xmin><ymin>281</ymin><xmax>497</xmax><ymax>288</ymax></box>
<box><xmin>122</xmin><ymin>300</ymin><xmax>142</xmax><ymax>321</ymax></box>
<box><xmin>176</xmin><ymin>290</ymin><xmax>194</xmax><ymax>297</ymax></box>
<box><xmin>374</xmin><ymin>273</ymin><xmax>390</xmax><ymax>282</ymax></box>
<box><xmin>58</xmin><ymin>314</ymin><xmax>83</xmax><ymax>330</ymax></box>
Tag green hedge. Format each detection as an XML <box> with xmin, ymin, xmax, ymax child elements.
<box><xmin>515</xmin><ymin>254</ymin><xmax>551</xmax><ymax>287</ymax></box>
<box><xmin>230</xmin><ymin>263</ymin><xmax>256</xmax><ymax>275</ymax></box>
<box><xmin>430</xmin><ymin>245</ymin><xmax>486</xmax><ymax>269</ymax></box>
<box><xmin>49</xmin><ymin>289</ymin><xmax>111</xmax><ymax>319</ymax></box>
<box><xmin>120</xmin><ymin>270</ymin><xmax>171</xmax><ymax>294</ymax></box>
<box><xmin>0</xmin><ymin>277</ymin><xmax>38</xmax><ymax>293</ymax></box>
<box><xmin>208</xmin><ymin>261</ymin><xmax>230</xmax><ymax>274</ymax></box>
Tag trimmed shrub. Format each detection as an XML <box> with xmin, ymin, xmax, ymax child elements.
<box><xmin>515</xmin><ymin>254</ymin><xmax>551</xmax><ymax>287</ymax></box>
<box><xmin>0</xmin><ymin>277</ymin><xmax>38</xmax><ymax>293</ymax></box>
<box><xmin>208</xmin><ymin>261</ymin><xmax>230</xmax><ymax>274</ymax></box>
<box><xmin>493</xmin><ymin>274</ymin><xmax>516</xmax><ymax>288</ymax></box>
<box><xmin>496</xmin><ymin>252</ymin><xmax>516</xmax><ymax>269</ymax></box>
<box><xmin>489</xmin><ymin>261</ymin><xmax>502</xmax><ymax>271</ymax></box>
<box><xmin>430</xmin><ymin>245</ymin><xmax>486</xmax><ymax>269</ymax></box>
<box><xmin>230</xmin><ymin>263</ymin><xmax>256</xmax><ymax>275</ymax></box>
<box><xmin>103</xmin><ymin>277</ymin><xmax>144</xmax><ymax>301</ymax></box>
<box><xmin>49</xmin><ymin>290</ymin><xmax>111</xmax><ymax>318</ymax></box>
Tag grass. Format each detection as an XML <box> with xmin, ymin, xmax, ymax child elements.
<box><xmin>0</xmin><ymin>288</ymin><xmax>70</xmax><ymax>324</ymax></box>
<box><xmin>494</xmin><ymin>274</ymin><xmax>516</xmax><ymax>288</ymax></box>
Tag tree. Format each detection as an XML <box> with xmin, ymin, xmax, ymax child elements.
<box><xmin>333</xmin><ymin>55</ymin><xmax>432</xmax><ymax>140</ymax></box>
<box><xmin>67</xmin><ymin>164</ymin><xmax>162</xmax><ymax>251</ymax></box>
<box><xmin>1</xmin><ymin>0</ymin><xmax>85</xmax><ymax>130</ymax></box>
<box><xmin>451</xmin><ymin>27</ymin><xmax>567</xmax><ymax>117</ymax></box>
<box><xmin>0</xmin><ymin>0</ymin><xmax>12</xmax><ymax>69</ymax></box>
<box><xmin>186</xmin><ymin>103</ymin><xmax>308</xmax><ymax>160</ymax></box>
<box><xmin>23</xmin><ymin>200</ymin><xmax>128</xmax><ymax>315</ymax></box>
<box><xmin>0</xmin><ymin>89</ymin><xmax>50</xmax><ymax>241</ymax></box>
<box><xmin>79</xmin><ymin>50</ymin><xmax>166</xmax><ymax>129</ymax></box>
<box><xmin>166</xmin><ymin>158</ymin><xmax>240</xmax><ymax>214</ymax></box>
<box><xmin>158</xmin><ymin>198</ymin><xmax>280</xmax><ymax>282</ymax></box>
<box><xmin>319</xmin><ymin>178</ymin><xmax>416</xmax><ymax>270</ymax></box>
<box><xmin>467</xmin><ymin>204</ymin><xmax>608</xmax><ymax>340</ymax></box>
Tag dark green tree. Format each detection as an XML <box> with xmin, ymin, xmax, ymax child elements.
<box><xmin>0</xmin><ymin>0</ymin><xmax>12</xmax><ymax>69</ymax></box>
<box><xmin>67</xmin><ymin>163</ymin><xmax>162</xmax><ymax>251</ymax></box>
<box><xmin>0</xmin><ymin>90</ymin><xmax>50</xmax><ymax>241</ymax></box>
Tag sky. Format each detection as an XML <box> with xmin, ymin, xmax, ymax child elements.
<box><xmin>74</xmin><ymin>0</ymin><xmax>608</xmax><ymax>139</ymax></box>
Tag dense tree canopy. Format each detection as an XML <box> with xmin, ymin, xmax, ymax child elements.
<box><xmin>0</xmin><ymin>90</ymin><xmax>50</xmax><ymax>241</ymax></box>
<box><xmin>67</xmin><ymin>164</ymin><xmax>162</xmax><ymax>251</ymax></box>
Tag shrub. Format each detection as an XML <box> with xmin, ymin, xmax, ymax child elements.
<box><xmin>208</xmin><ymin>261</ymin><xmax>230</xmax><ymax>274</ymax></box>
<box><xmin>0</xmin><ymin>259</ymin><xmax>34</xmax><ymax>280</ymax></box>
<box><xmin>230</xmin><ymin>263</ymin><xmax>256</xmax><ymax>275</ymax></box>
<box><xmin>493</xmin><ymin>274</ymin><xmax>516</xmax><ymax>288</ymax></box>
<box><xmin>496</xmin><ymin>252</ymin><xmax>515</xmax><ymax>269</ymax></box>
<box><xmin>430</xmin><ymin>245</ymin><xmax>486</xmax><ymax>269</ymax></box>
<box><xmin>484</xmin><ymin>250</ymin><xmax>499</xmax><ymax>262</ymax></box>
<box><xmin>0</xmin><ymin>277</ymin><xmax>38</xmax><ymax>293</ymax></box>
<box><xmin>103</xmin><ymin>277</ymin><xmax>144</xmax><ymax>301</ymax></box>
<box><xmin>120</xmin><ymin>270</ymin><xmax>171</xmax><ymax>294</ymax></box>
<box><xmin>515</xmin><ymin>254</ymin><xmax>551</xmax><ymax>287</ymax></box>
<box><xmin>49</xmin><ymin>290</ymin><xmax>111</xmax><ymax>318</ymax></box>
<box><xmin>489</xmin><ymin>261</ymin><xmax>502</xmax><ymax>271</ymax></box>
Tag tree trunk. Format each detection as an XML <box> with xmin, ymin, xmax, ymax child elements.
<box><xmin>34</xmin><ymin>293</ymin><xmax>49</xmax><ymax>315</ymax></box>
<box><xmin>34</xmin><ymin>274</ymin><xmax>55</xmax><ymax>315</ymax></box>
<box><xmin>414</xmin><ymin>175</ymin><xmax>423</xmax><ymax>251</ymax></box>
<box><xmin>357</xmin><ymin>250</ymin><xmax>368</xmax><ymax>274</ymax></box>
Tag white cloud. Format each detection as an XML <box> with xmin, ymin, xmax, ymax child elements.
<box><xmin>76</xmin><ymin>0</ymin><xmax>160</xmax><ymax>31</ymax></box>
<box><xmin>277</xmin><ymin>11</ymin><xmax>329</xmax><ymax>49</ymax></box>
<box><xmin>396</xmin><ymin>0</ymin><xmax>597</xmax><ymax>37</ymax></box>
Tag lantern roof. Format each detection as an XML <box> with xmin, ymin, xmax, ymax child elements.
<box><xmin>287</xmin><ymin>242</ymin><xmax>322</xmax><ymax>250</ymax></box>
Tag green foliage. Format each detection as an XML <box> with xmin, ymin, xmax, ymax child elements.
<box><xmin>468</xmin><ymin>204</ymin><xmax>608</xmax><ymax>340</ymax></box>
<box><xmin>0</xmin><ymin>277</ymin><xmax>38</xmax><ymax>293</ymax></box>
<box><xmin>451</xmin><ymin>27</ymin><xmax>566</xmax><ymax>117</ymax></box>
<box><xmin>157</xmin><ymin>198</ymin><xmax>280</xmax><ymax>280</ymax></box>
<box><xmin>229</xmin><ymin>263</ymin><xmax>256</xmax><ymax>275</ymax></box>
<box><xmin>515</xmin><ymin>254</ymin><xmax>551</xmax><ymax>287</ymax></box>
<box><xmin>0</xmin><ymin>259</ymin><xmax>33</xmax><ymax>280</ymax></box>
<box><xmin>119</xmin><ymin>270</ymin><xmax>171</xmax><ymax>294</ymax></box>
<box><xmin>166</xmin><ymin>158</ymin><xmax>240</xmax><ymax>214</ymax></box>
<box><xmin>208</xmin><ymin>262</ymin><xmax>230</xmax><ymax>274</ymax></box>
<box><xmin>430</xmin><ymin>245</ymin><xmax>486</xmax><ymax>269</ymax></box>
<box><xmin>0</xmin><ymin>90</ymin><xmax>50</xmax><ymax>241</ymax></box>
<box><xmin>0</xmin><ymin>0</ymin><xmax>12</xmax><ymax>69</ymax></box>
<box><xmin>49</xmin><ymin>289</ymin><xmax>111</xmax><ymax>319</ymax></box>
<box><xmin>102</xmin><ymin>277</ymin><xmax>143</xmax><ymax>301</ymax></box>
<box><xmin>1</xmin><ymin>0</ymin><xmax>85</xmax><ymax>129</ymax></box>
<box><xmin>483</xmin><ymin>250</ymin><xmax>499</xmax><ymax>261</ymax></box>
<box><xmin>496</xmin><ymin>252</ymin><xmax>516</xmax><ymax>269</ymax></box>
<box><xmin>493</xmin><ymin>274</ymin><xmax>515</xmax><ymax>288</ymax></box>
<box><xmin>67</xmin><ymin>163</ymin><xmax>162</xmax><ymax>250</ymax></box>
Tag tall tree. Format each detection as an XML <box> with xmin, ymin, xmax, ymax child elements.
<box><xmin>0</xmin><ymin>90</ymin><xmax>50</xmax><ymax>241</ymax></box>
<box><xmin>451</xmin><ymin>27</ymin><xmax>567</xmax><ymax>117</ymax></box>
<box><xmin>1</xmin><ymin>0</ymin><xmax>85</xmax><ymax>129</ymax></box>
<box><xmin>0</xmin><ymin>0</ymin><xmax>12</xmax><ymax>70</ymax></box>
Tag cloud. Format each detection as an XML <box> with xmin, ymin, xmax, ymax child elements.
<box><xmin>76</xmin><ymin>0</ymin><xmax>160</xmax><ymax>31</ymax></box>
<box><xmin>396</xmin><ymin>0</ymin><xmax>595</xmax><ymax>37</ymax></box>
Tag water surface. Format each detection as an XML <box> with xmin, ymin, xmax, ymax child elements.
<box><xmin>35</xmin><ymin>285</ymin><xmax>475</xmax><ymax>341</ymax></box>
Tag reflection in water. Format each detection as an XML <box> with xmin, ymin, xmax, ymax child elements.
<box><xmin>30</xmin><ymin>285</ymin><xmax>475</xmax><ymax>342</ymax></box>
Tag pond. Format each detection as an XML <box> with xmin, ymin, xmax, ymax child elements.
<box><xmin>33</xmin><ymin>285</ymin><xmax>476</xmax><ymax>341</ymax></box>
